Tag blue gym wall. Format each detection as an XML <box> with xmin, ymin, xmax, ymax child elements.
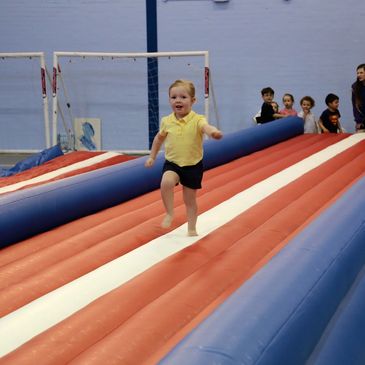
<box><xmin>0</xmin><ymin>0</ymin><xmax>363</xmax><ymax>151</ymax></box>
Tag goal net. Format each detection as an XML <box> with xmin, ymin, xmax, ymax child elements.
<box><xmin>0</xmin><ymin>52</ymin><xmax>50</xmax><ymax>153</ymax></box>
<box><xmin>52</xmin><ymin>51</ymin><xmax>218</xmax><ymax>153</ymax></box>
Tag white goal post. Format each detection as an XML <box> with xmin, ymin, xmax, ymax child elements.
<box><xmin>0</xmin><ymin>52</ymin><xmax>51</xmax><ymax>152</ymax></box>
<box><xmin>52</xmin><ymin>51</ymin><xmax>213</xmax><ymax>152</ymax></box>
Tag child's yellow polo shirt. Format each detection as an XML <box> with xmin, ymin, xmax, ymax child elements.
<box><xmin>160</xmin><ymin>110</ymin><xmax>208</xmax><ymax>167</ymax></box>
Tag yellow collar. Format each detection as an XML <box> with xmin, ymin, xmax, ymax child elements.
<box><xmin>174</xmin><ymin>110</ymin><xmax>194</xmax><ymax>124</ymax></box>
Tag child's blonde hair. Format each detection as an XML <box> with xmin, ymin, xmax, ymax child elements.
<box><xmin>169</xmin><ymin>79</ymin><xmax>196</xmax><ymax>98</ymax></box>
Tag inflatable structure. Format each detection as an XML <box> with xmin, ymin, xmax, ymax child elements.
<box><xmin>1</xmin><ymin>117</ymin><xmax>365</xmax><ymax>365</ymax></box>
<box><xmin>0</xmin><ymin>117</ymin><xmax>303</xmax><ymax>247</ymax></box>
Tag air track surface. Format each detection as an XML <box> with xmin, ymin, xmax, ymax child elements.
<box><xmin>0</xmin><ymin>117</ymin><xmax>365</xmax><ymax>365</ymax></box>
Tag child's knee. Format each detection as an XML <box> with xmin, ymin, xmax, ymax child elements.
<box><xmin>161</xmin><ymin>171</ymin><xmax>179</xmax><ymax>188</ymax></box>
<box><xmin>161</xmin><ymin>177</ymin><xmax>177</xmax><ymax>190</ymax></box>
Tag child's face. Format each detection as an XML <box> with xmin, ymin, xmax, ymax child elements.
<box><xmin>169</xmin><ymin>86</ymin><xmax>195</xmax><ymax>119</ymax></box>
<box><xmin>262</xmin><ymin>93</ymin><xmax>274</xmax><ymax>103</ymax></box>
<box><xmin>283</xmin><ymin>95</ymin><xmax>294</xmax><ymax>109</ymax></box>
<box><xmin>301</xmin><ymin>100</ymin><xmax>312</xmax><ymax>113</ymax></box>
<box><xmin>328</xmin><ymin>99</ymin><xmax>339</xmax><ymax>111</ymax></box>
<box><xmin>357</xmin><ymin>67</ymin><xmax>365</xmax><ymax>83</ymax></box>
<box><xmin>169</xmin><ymin>86</ymin><xmax>196</xmax><ymax>119</ymax></box>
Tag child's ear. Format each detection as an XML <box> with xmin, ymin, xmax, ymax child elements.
<box><xmin>192</xmin><ymin>97</ymin><xmax>197</xmax><ymax>104</ymax></box>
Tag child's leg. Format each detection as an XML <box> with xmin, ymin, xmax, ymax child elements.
<box><xmin>183</xmin><ymin>186</ymin><xmax>198</xmax><ymax>236</ymax></box>
<box><xmin>160</xmin><ymin>171</ymin><xmax>179</xmax><ymax>228</ymax></box>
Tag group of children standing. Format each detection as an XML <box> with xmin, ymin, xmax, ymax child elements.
<box><xmin>256</xmin><ymin>87</ymin><xmax>343</xmax><ymax>134</ymax></box>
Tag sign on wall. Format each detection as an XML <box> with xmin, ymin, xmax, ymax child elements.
<box><xmin>74</xmin><ymin>118</ymin><xmax>102</xmax><ymax>151</ymax></box>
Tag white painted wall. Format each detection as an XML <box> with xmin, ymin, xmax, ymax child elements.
<box><xmin>0</xmin><ymin>0</ymin><xmax>363</xmax><ymax>150</ymax></box>
<box><xmin>158</xmin><ymin>0</ymin><xmax>364</xmax><ymax>134</ymax></box>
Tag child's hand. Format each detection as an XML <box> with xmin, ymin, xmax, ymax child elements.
<box><xmin>145</xmin><ymin>157</ymin><xmax>155</xmax><ymax>167</ymax></box>
<box><xmin>211</xmin><ymin>130</ymin><xmax>223</xmax><ymax>140</ymax></box>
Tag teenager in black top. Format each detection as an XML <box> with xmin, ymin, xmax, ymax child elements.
<box><xmin>352</xmin><ymin>64</ymin><xmax>365</xmax><ymax>131</ymax></box>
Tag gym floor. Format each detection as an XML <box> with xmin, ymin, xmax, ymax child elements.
<box><xmin>0</xmin><ymin>153</ymin><xmax>33</xmax><ymax>169</ymax></box>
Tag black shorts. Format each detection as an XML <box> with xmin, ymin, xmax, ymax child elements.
<box><xmin>162</xmin><ymin>160</ymin><xmax>203</xmax><ymax>189</ymax></box>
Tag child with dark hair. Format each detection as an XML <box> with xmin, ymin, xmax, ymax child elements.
<box><xmin>256</xmin><ymin>87</ymin><xmax>285</xmax><ymax>124</ymax></box>
<box><xmin>318</xmin><ymin>93</ymin><xmax>343</xmax><ymax>133</ymax></box>
<box><xmin>351</xmin><ymin>64</ymin><xmax>365</xmax><ymax>131</ymax></box>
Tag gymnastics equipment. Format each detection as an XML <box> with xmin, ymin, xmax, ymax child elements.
<box><xmin>0</xmin><ymin>52</ymin><xmax>50</xmax><ymax>152</ymax></box>
<box><xmin>0</xmin><ymin>117</ymin><xmax>303</xmax><ymax>248</ymax></box>
<box><xmin>52</xmin><ymin>51</ymin><xmax>215</xmax><ymax>152</ymax></box>
<box><xmin>159</xmin><ymin>175</ymin><xmax>365</xmax><ymax>365</ymax></box>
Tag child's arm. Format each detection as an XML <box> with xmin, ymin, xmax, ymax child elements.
<box><xmin>273</xmin><ymin>112</ymin><xmax>286</xmax><ymax>119</ymax></box>
<box><xmin>202</xmin><ymin>124</ymin><xmax>223</xmax><ymax>140</ymax></box>
<box><xmin>145</xmin><ymin>132</ymin><xmax>167</xmax><ymax>167</ymax></box>
<box><xmin>337</xmin><ymin>119</ymin><xmax>344</xmax><ymax>134</ymax></box>
<box><xmin>318</xmin><ymin>118</ymin><xmax>328</xmax><ymax>133</ymax></box>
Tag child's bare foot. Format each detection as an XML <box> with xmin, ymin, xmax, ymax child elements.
<box><xmin>161</xmin><ymin>214</ymin><xmax>173</xmax><ymax>228</ymax></box>
<box><xmin>188</xmin><ymin>229</ymin><xmax>198</xmax><ymax>237</ymax></box>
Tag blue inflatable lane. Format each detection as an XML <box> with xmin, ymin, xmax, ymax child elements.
<box><xmin>158</xmin><ymin>176</ymin><xmax>365</xmax><ymax>365</ymax></box>
<box><xmin>307</xmin><ymin>264</ymin><xmax>365</xmax><ymax>365</ymax></box>
<box><xmin>0</xmin><ymin>117</ymin><xmax>303</xmax><ymax>248</ymax></box>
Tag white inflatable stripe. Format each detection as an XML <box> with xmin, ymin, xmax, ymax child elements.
<box><xmin>0</xmin><ymin>151</ymin><xmax>120</xmax><ymax>195</ymax></box>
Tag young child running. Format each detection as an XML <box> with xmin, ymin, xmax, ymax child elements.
<box><xmin>145</xmin><ymin>79</ymin><xmax>223</xmax><ymax>236</ymax></box>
